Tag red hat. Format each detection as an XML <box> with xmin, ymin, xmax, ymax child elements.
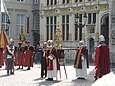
<box><xmin>18</xmin><ymin>42</ymin><xmax>22</xmax><ymax>45</ymax></box>
<box><xmin>25</xmin><ymin>41</ymin><xmax>30</xmax><ymax>44</ymax></box>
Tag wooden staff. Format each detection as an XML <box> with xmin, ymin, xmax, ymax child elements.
<box><xmin>63</xmin><ymin>63</ymin><xmax>68</xmax><ymax>79</ymax></box>
<box><xmin>59</xmin><ymin>69</ymin><xmax>61</xmax><ymax>79</ymax></box>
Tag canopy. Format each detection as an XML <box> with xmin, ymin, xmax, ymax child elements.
<box><xmin>0</xmin><ymin>29</ymin><xmax>9</xmax><ymax>48</ymax></box>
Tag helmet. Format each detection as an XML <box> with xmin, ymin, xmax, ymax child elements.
<box><xmin>99</xmin><ymin>35</ymin><xmax>105</xmax><ymax>42</ymax></box>
<box><xmin>10</xmin><ymin>38</ymin><xmax>14</xmax><ymax>43</ymax></box>
<box><xmin>25</xmin><ymin>41</ymin><xmax>30</xmax><ymax>45</ymax></box>
<box><xmin>79</xmin><ymin>40</ymin><xmax>85</xmax><ymax>45</ymax></box>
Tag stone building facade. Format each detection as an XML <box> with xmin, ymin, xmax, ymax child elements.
<box><xmin>0</xmin><ymin>0</ymin><xmax>33</xmax><ymax>46</ymax></box>
<box><xmin>1</xmin><ymin>0</ymin><xmax>115</xmax><ymax>62</ymax></box>
<box><xmin>40</xmin><ymin>0</ymin><xmax>114</xmax><ymax>61</ymax></box>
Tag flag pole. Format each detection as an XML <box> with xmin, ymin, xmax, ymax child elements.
<box><xmin>2</xmin><ymin>0</ymin><xmax>12</xmax><ymax>38</ymax></box>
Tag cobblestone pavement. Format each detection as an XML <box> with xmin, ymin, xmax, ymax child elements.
<box><xmin>0</xmin><ymin>63</ymin><xmax>115</xmax><ymax>86</ymax></box>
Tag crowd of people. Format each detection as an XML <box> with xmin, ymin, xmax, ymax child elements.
<box><xmin>0</xmin><ymin>35</ymin><xmax>110</xmax><ymax>81</ymax></box>
<box><xmin>0</xmin><ymin>39</ymin><xmax>34</xmax><ymax>75</ymax></box>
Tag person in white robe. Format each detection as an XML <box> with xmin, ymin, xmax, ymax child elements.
<box><xmin>74</xmin><ymin>40</ymin><xmax>89</xmax><ymax>79</ymax></box>
<box><xmin>46</xmin><ymin>40</ymin><xmax>60</xmax><ymax>81</ymax></box>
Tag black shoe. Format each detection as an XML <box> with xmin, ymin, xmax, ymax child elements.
<box><xmin>46</xmin><ymin>78</ymin><xmax>53</xmax><ymax>81</ymax></box>
<box><xmin>46</xmin><ymin>78</ymin><xmax>50</xmax><ymax>81</ymax></box>
<box><xmin>27</xmin><ymin>68</ymin><xmax>30</xmax><ymax>70</ymax></box>
<box><xmin>10</xmin><ymin>72</ymin><xmax>14</xmax><ymax>75</ymax></box>
<box><xmin>21</xmin><ymin>67</ymin><xmax>23</xmax><ymax>69</ymax></box>
<box><xmin>94</xmin><ymin>76</ymin><xmax>98</xmax><ymax>81</ymax></box>
<box><xmin>50</xmin><ymin>78</ymin><xmax>53</xmax><ymax>81</ymax></box>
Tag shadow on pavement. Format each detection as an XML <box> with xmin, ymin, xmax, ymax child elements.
<box><xmin>34</xmin><ymin>77</ymin><xmax>45</xmax><ymax>81</ymax></box>
<box><xmin>72</xmin><ymin>78</ymin><xmax>90</xmax><ymax>83</ymax></box>
<box><xmin>0</xmin><ymin>74</ymin><xmax>10</xmax><ymax>78</ymax></box>
<box><xmin>35</xmin><ymin>80</ymin><xmax>61</xmax><ymax>86</ymax></box>
<box><xmin>71</xmin><ymin>68</ymin><xmax>95</xmax><ymax>86</ymax></box>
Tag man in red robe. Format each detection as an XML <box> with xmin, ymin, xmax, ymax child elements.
<box><xmin>74</xmin><ymin>40</ymin><xmax>89</xmax><ymax>79</ymax></box>
<box><xmin>24</xmin><ymin>41</ymin><xmax>34</xmax><ymax>70</ymax></box>
<box><xmin>45</xmin><ymin>40</ymin><xmax>60</xmax><ymax>81</ymax></box>
<box><xmin>17</xmin><ymin>42</ymin><xmax>25</xmax><ymax>69</ymax></box>
<box><xmin>94</xmin><ymin>35</ymin><xmax>110</xmax><ymax>80</ymax></box>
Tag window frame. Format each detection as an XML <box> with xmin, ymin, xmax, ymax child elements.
<box><xmin>16</xmin><ymin>14</ymin><xmax>25</xmax><ymax>36</ymax></box>
<box><xmin>1</xmin><ymin>13</ymin><xmax>10</xmax><ymax>36</ymax></box>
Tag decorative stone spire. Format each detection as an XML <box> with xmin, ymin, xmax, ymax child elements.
<box><xmin>54</xmin><ymin>22</ymin><xmax>62</xmax><ymax>49</ymax></box>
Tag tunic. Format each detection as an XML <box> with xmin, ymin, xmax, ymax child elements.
<box><xmin>24</xmin><ymin>46</ymin><xmax>34</xmax><ymax>67</ymax></box>
<box><xmin>17</xmin><ymin>47</ymin><xmax>25</xmax><ymax>66</ymax></box>
<box><xmin>5</xmin><ymin>45</ymin><xmax>15</xmax><ymax>70</ymax></box>
<box><xmin>46</xmin><ymin>47</ymin><xmax>60</xmax><ymax>78</ymax></box>
<box><xmin>95</xmin><ymin>45</ymin><xmax>110</xmax><ymax>78</ymax></box>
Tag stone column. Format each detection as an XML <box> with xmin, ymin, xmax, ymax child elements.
<box><xmin>95</xmin><ymin>11</ymin><xmax>99</xmax><ymax>47</ymax></box>
<box><xmin>109</xmin><ymin>0</ymin><xmax>115</xmax><ymax>63</ymax></box>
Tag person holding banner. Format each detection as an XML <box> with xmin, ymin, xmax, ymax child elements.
<box><xmin>74</xmin><ymin>40</ymin><xmax>89</xmax><ymax>79</ymax></box>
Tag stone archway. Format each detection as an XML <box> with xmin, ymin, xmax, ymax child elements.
<box><xmin>101</xmin><ymin>14</ymin><xmax>109</xmax><ymax>46</ymax></box>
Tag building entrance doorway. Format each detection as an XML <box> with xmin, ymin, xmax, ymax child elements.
<box><xmin>101</xmin><ymin>14</ymin><xmax>109</xmax><ymax>46</ymax></box>
<box><xmin>88</xmin><ymin>38</ymin><xmax>94</xmax><ymax>61</ymax></box>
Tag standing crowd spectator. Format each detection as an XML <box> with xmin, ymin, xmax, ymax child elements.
<box><xmin>16</xmin><ymin>42</ymin><xmax>25</xmax><ymax>69</ymax></box>
<box><xmin>34</xmin><ymin>44</ymin><xmax>42</xmax><ymax>64</ymax></box>
<box><xmin>24</xmin><ymin>41</ymin><xmax>34</xmax><ymax>70</ymax></box>
<box><xmin>41</xmin><ymin>42</ymin><xmax>47</xmax><ymax>78</ymax></box>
